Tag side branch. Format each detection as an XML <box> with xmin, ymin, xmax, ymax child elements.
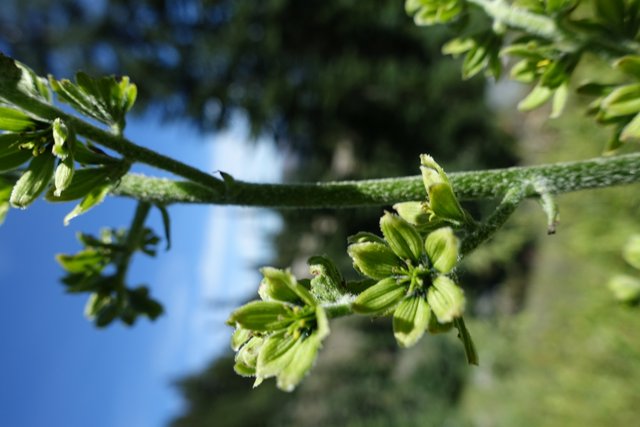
<box><xmin>112</xmin><ymin>152</ymin><xmax>640</xmax><ymax>207</ymax></box>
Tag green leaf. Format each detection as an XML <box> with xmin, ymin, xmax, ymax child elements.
<box><xmin>0</xmin><ymin>144</ymin><xmax>32</xmax><ymax>173</ymax></box>
<box><xmin>73</xmin><ymin>142</ymin><xmax>120</xmax><ymax>165</ymax></box>
<box><xmin>0</xmin><ymin>55</ymin><xmax>51</xmax><ymax>102</ymax></box>
<box><xmin>593</xmin><ymin>0</ymin><xmax>625</xmax><ymax>30</ymax></box>
<box><xmin>393</xmin><ymin>295</ymin><xmax>431</xmax><ymax>348</ymax></box>
<box><xmin>127</xmin><ymin>286</ymin><xmax>164</xmax><ymax>320</ymax></box>
<box><xmin>10</xmin><ymin>152</ymin><xmax>55</xmax><ymax>208</ymax></box>
<box><xmin>63</xmin><ymin>181</ymin><xmax>114</xmax><ymax>225</ymax></box>
<box><xmin>442</xmin><ymin>38</ymin><xmax>474</xmax><ymax>55</ymax></box>
<box><xmin>46</xmin><ymin>167</ymin><xmax>112</xmax><ymax>202</ymax></box>
<box><xmin>614</xmin><ymin>55</ymin><xmax>640</xmax><ymax>78</ymax></box>
<box><xmin>601</xmin><ymin>83</ymin><xmax>640</xmax><ymax>118</ymax></box>
<box><xmin>427</xmin><ymin>276</ymin><xmax>466</xmax><ymax>323</ymax></box>
<box><xmin>347</xmin><ymin>242</ymin><xmax>403</xmax><ymax>280</ymax></box>
<box><xmin>380</xmin><ymin>212</ymin><xmax>424</xmax><ymax>262</ymax></box>
<box><xmin>49</xmin><ymin>72</ymin><xmax>137</xmax><ymax>129</ymax></box>
<box><xmin>0</xmin><ymin>178</ymin><xmax>13</xmax><ymax>226</ymax></box>
<box><xmin>56</xmin><ymin>249</ymin><xmax>107</xmax><ymax>274</ymax></box>
<box><xmin>550</xmin><ymin>82</ymin><xmax>569</xmax><ymax>119</ymax></box>
<box><xmin>518</xmin><ymin>83</ymin><xmax>554</xmax><ymax>111</ymax></box>
<box><xmin>227</xmin><ymin>301</ymin><xmax>293</xmax><ymax>331</ymax></box>
<box><xmin>352</xmin><ymin>277</ymin><xmax>406</xmax><ymax>314</ymax></box>
<box><xmin>0</xmin><ymin>106</ymin><xmax>37</xmax><ymax>132</ymax></box>
<box><xmin>156</xmin><ymin>204</ymin><xmax>172</xmax><ymax>250</ymax></box>
<box><xmin>425</xmin><ymin>227</ymin><xmax>459</xmax><ymax>273</ymax></box>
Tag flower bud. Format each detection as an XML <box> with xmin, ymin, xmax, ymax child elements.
<box><xmin>420</xmin><ymin>154</ymin><xmax>467</xmax><ymax>225</ymax></box>
<box><xmin>10</xmin><ymin>152</ymin><xmax>56</xmax><ymax>208</ymax></box>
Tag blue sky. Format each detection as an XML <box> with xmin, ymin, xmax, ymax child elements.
<box><xmin>0</xmin><ymin>113</ymin><xmax>282</xmax><ymax>427</ymax></box>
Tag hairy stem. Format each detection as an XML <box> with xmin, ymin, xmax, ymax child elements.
<box><xmin>460</xmin><ymin>185</ymin><xmax>525</xmax><ymax>256</ymax></box>
<box><xmin>112</xmin><ymin>152</ymin><xmax>640</xmax><ymax>207</ymax></box>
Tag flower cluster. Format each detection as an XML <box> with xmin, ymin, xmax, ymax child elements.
<box><xmin>228</xmin><ymin>154</ymin><xmax>478</xmax><ymax>391</ymax></box>
<box><xmin>228</xmin><ymin>268</ymin><xmax>330</xmax><ymax>391</ymax></box>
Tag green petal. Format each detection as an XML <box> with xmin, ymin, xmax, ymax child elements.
<box><xmin>425</xmin><ymin>227</ymin><xmax>459</xmax><ymax>273</ymax></box>
<box><xmin>255</xmin><ymin>331</ymin><xmax>300</xmax><ymax>383</ymax></box>
<box><xmin>428</xmin><ymin>182</ymin><xmax>467</xmax><ymax>224</ymax></box>
<box><xmin>393</xmin><ymin>295</ymin><xmax>431</xmax><ymax>348</ymax></box>
<box><xmin>347</xmin><ymin>242</ymin><xmax>403</xmax><ymax>280</ymax></box>
<box><xmin>380</xmin><ymin>211</ymin><xmax>424</xmax><ymax>262</ymax></box>
<box><xmin>276</xmin><ymin>333</ymin><xmax>321</xmax><ymax>392</ymax></box>
<box><xmin>227</xmin><ymin>301</ymin><xmax>293</xmax><ymax>331</ymax></box>
<box><xmin>352</xmin><ymin>277</ymin><xmax>406</xmax><ymax>314</ymax></box>
<box><xmin>427</xmin><ymin>276</ymin><xmax>465</xmax><ymax>323</ymax></box>
<box><xmin>258</xmin><ymin>267</ymin><xmax>301</xmax><ymax>303</ymax></box>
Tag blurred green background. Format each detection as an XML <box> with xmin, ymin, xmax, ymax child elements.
<box><xmin>2</xmin><ymin>0</ymin><xmax>639</xmax><ymax>426</ymax></box>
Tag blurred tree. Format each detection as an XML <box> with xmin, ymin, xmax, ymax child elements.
<box><xmin>0</xmin><ymin>0</ymin><xmax>515</xmax><ymax>175</ymax></box>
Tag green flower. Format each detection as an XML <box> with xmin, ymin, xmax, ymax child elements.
<box><xmin>228</xmin><ymin>268</ymin><xmax>329</xmax><ymax>391</ymax></box>
<box><xmin>349</xmin><ymin>212</ymin><xmax>465</xmax><ymax>348</ymax></box>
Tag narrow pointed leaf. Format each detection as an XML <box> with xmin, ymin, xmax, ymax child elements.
<box><xmin>63</xmin><ymin>181</ymin><xmax>113</xmax><ymax>225</ymax></box>
<box><xmin>0</xmin><ymin>106</ymin><xmax>37</xmax><ymax>132</ymax></box>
